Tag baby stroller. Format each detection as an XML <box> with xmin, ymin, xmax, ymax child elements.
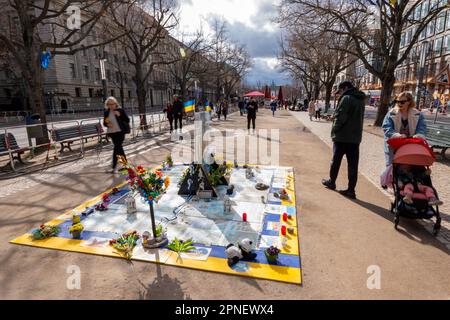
<box><xmin>389</xmin><ymin>138</ymin><xmax>442</xmax><ymax>235</ymax></box>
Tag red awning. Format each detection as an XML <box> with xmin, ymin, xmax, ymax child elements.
<box><xmin>244</xmin><ymin>91</ymin><xmax>265</xmax><ymax>97</ymax></box>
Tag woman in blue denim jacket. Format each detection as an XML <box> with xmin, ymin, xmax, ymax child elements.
<box><xmin>382</xmin><ymin>92</ymin><xmax>427</xmax><ymax>166</ymax></box>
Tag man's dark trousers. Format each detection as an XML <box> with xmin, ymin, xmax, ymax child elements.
<box><xmin>329</xmin><ymin>142</ymin><xmax>360</xmax><ymax>192</ymax></box>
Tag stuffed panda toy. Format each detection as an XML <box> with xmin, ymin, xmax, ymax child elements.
<box><xmin>225</xmin><ymin>239</ymin><xmax>257</xmax><ymax>266</ymax></box>
<box><xmin>238</xmin><ymin>239</ymin><xmax>257</xmax><ymax>261</ymax></box>
<box><xmin>225</xmin><ymin>244</ymin><xmax>242</xmax><ymax>266</ymax></box>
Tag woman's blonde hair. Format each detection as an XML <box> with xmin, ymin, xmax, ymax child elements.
<box><xmin>104</xmin><ymin>96</ymin><xmax>121</xmax><ymax>110</ymax></box>
<box><xmin>395</xmin><ymin>92</ymin><xmax>416</xmax><ymax>110</ymax></box>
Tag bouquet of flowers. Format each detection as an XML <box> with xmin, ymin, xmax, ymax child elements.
<box><xmin>31</xmin><ymin>224</ymin><xmax>61</xmax><ymax>241</ymax></box>
<box><xmin>208</xmin><ymin>163</ymin><xmax>231</xmax><ymax>187</ymax></box>
<box><xmin>118</xmin><ymin>156</ymin><xmax>170</xmax><ymax>205</ymax></box>
<box><xmin>109</xmin><ymin>231</ymin><xmax>140</xmax><ymax>260</ymax></box>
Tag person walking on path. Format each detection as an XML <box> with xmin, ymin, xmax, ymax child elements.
<box><xmin>103</xmin><ymin>96</ymin><xmax>130</xmax><ymax>174</ymax></box>
<box><xmin>322</xmin><ymin>81</ymin><xmax>366</xmax><ymax>199</ymax></box>
<box><xmin>163</xmin><ymin>102</ymin><xmax>174</xmax><ymax>133</ymax></box>
<box><xmin>222</xmin><ymin>100</ymin><xmax>228</xmax><ymax>121</ymax></box>
<box><xmin>270</xmin><ymin>100</ymin><xmax>277</xmax><ymax>117</ymax></box>
<box><xmin>216</xmin><ymin>102</ymin><xmax>223</xmax><ymax>121</ymax></box>
<box><xmin>172</xmin><ymin>95</ymin><xmax>184</xmax><ymax>132</ymax></box>
<box><xmin>308</xmin><ymin>100</ymin><xmax>316</xmax><ymax>121</ymax></box>
<box><xmin>382</xmin><ymin>91</ymin><xmax>427</xmax><ymax>166</ymax></box>
<box><xmin>238</xmin><ymin>98</ymin><xmax>245</xmax><ymax>116</ymax></box>
<box><xmin>247</xmin><ymin>97</ymin><xmax>258</xmax><ymax>132</ymax></box>
<box><xmin>314</xmin><ymin>100</ymin><xmax>321</xmax><ymax>120</ymax></box>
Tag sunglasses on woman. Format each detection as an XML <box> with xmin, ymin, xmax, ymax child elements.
<box><xmin>395</xmin><ymin>100</ymin><xmax>410</xmax><ymax>105</ymax></box>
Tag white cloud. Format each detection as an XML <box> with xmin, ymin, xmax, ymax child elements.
<box><xmin>175</xmin><ymin>0</ymin><xmax>290</xmax><ymax>86</ymax></box>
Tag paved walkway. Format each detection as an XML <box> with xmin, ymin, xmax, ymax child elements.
<box><xmin>289</xmin><ymin>111</ymin><xmax>450</xmax><ymax>250</ymax></box>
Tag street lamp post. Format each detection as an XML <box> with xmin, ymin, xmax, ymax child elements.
<box><xmin>416</xmin><ymin>41</ymin><xmax>429</xmax><ymax>109</ymax></box>
<box><xmin>100</xmin><ymin>59</ymin><xmax>108</xmax><ymax>102</ymax></box>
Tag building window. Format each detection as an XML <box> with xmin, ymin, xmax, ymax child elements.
<box><xmin>111</xmin><ymin>89</ymin><xmax>115</xmax><ymax>97</ymax></box>
<box><xmin>434</xmin><ymin>37</ymin><xmax>442</xmax><ymax>55</ymax></box>
<box><xmin>75</xmin><ymin>87</ymin><xmax>81</xmax><ymax>97</ymax></box>
<box><xmin>422</xmin><ymin>0</ymin><xmax>430</xmax><ymax>17</ymax></box>
<box><xmin>82</xmin><ymin>46</ymin><xmax>87</xmax><ymax>57</ymax></box>
<box><xmin>95</xmin><ymin>68</ymin><xmax>100</xmax><ymax>81</ymax></box>
<box><xmin>94</xmin><ymin>48</ymin><xmax>98</xmax><ymax>59</ymax></box>
<box><xmin>83</xmin><ymin>66</ymin><xmax>89</xmax><ymax>80</ymax></box>
<box><xmin>70</xmin><ymin>63</ymin><xmax>76</xmax><ymax>79</ymax></box>
<box><xmin>436</xmin><ymin>12</ymin><xmax>446</xmax><ymax>33</ymax></box>
<box><xmin>427</xmin><ymin>19</ymin><xmax>435</xmax><ymax>37</ymax></box>
<box><xmin>116</xmin><ymin>71</ymin><xmax>120</xmax><ymax>83</ymax></box>
<box><xmin>106</xmin><ymin>70</ymin><xmax>111</xmax><ymax>81</ymax></box>
<box><xmin>89</xmin><ymin>88</ymin><xmax>94</xmax><ymax>98</ymax></box>
<box><xmin>414</xmin><ymin>4</ymin><xmax>422</xmax><ymax>20</ymax></box>
<box><xmin>444</xmin><ymin>35</ymin><xmax>450</xmax><ymax>53</ymax></box>
<box><xmin>128</xmin><ymin>90</ymin><xmax>132</xmax><ymax>98</ymax></box>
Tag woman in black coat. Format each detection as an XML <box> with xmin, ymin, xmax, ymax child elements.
<box><xmin>103</xmin><ymin>97</ymin><xmax>130</xmax><ymax>173</ymax></box>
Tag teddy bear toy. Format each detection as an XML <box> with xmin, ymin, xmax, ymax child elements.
<box><xmin>225</xmin><ymin>239</ymin><xmax>257</xmax><ymax>266</ymax></box>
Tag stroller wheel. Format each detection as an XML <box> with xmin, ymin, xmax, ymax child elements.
<box><xmin>433</xmin><ymin>218</ymin><xmax>442</xmax><ymax>236</ymax></box>
<box><xmin>390</xmin><ymin>202</ymin><xmax>395</xmax><ymax>213</ymax></box>
<box><xmin>394</xmin><ymin>216</ymin><xmax>400</xmax><ymax>230</ymax></box>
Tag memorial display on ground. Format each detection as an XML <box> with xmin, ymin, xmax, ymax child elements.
<box><xmin>10</xmin><ymin>112</ymin><xmax>302</xmax><ymax>284</ymax></box>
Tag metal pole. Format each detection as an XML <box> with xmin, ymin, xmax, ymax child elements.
<box><xmin>416</xmin><ymin>41</ymin><xmax>429</xmax><ymax>109</ymax></box>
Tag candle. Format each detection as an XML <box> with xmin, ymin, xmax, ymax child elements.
<box><xmin>282</xmin><ymin>213</ymin><xmax>288</xmax><ymax>222</ymax></box>
<box><xmin>243</xmin><ymin>213</ymin><xmax>247</xmax><ymax>222</ymax></box>
<box><xmin>281</xmin><ymin>225</ymin><xmax>287</xmax><ymax>236</ymax></box>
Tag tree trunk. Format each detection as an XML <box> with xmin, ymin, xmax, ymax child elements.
<box><xmin>374</xmin><ymin>74</ymin><xmax>396</xmax><ymax>127</ymax></box>
<box><xmin>134</xmin><ymin>65</ymin><xmax>148</xmax><ymax>128</ymax></box>
<box><xmin>324</xmin><ymin>82</ymin><xmax>334</xmax><ymax>112</ymax></box>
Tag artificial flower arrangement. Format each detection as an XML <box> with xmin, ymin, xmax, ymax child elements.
<box><xmin>178</xmin><ymin>167</ymin><xmax>191</xmax><ymax>187</ymax></box>
<box><xmin>264</xmin><ymin>246</ymin><xmax>281</xmax><ymax>263</ymax></box>
<box><xmin>167</xmin><ymin>238</ymin><xmax>195</xmax><ymax>260</ymax></box>
<box><xmin>31</xmin><ymin>224</ymin><xmax>61</xmax><ymax>241</ymax></box>
<box><xmin>69</xmin><ymin>223</ymin><xmax>84</xmax><ymax>239</ymax></box>
<box><xmin>161</xmin><ymin>155</ymin><xmax>174</xmax><ymax>170</ymax></box>
<box><xmin>118</xmin><ymin>156</ymin><xmax>170</xmax><ymax>205</ymax></box>
<box><xmin>208</xmin><ymin>163</ymin><xmax>232</xmax><ymax>187</ymax></box>
<box><xmin>109</xmin><ymin>231</ymin><xmax>140</xmax><ymax>260</ymax></box>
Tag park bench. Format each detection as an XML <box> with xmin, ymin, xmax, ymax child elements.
<box><xmin>0</xmin><ymin>133</ymin><xmax>26</xmax><ymax>164</ymax></box>
<box><xmin>426</xmin><ymin>124</ymin><xmax>450</xmax><ymax>160</ymax></box>
<box><xmin>51</xmin><ymin>123</ymin><xmax>105</xmax><ymax>153</ymax></box>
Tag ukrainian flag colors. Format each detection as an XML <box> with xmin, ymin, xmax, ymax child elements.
<box><xmin>184</xmin><ymin>100</ymin><xmax>195</xmax><ymax>113</ymax></box>
<box><xmin>205</xmin><ymin>101</ymin><xmax>212</xmax><ymax>112</ymax></box>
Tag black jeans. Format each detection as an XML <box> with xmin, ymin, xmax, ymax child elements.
<box><xmin>315</xmin><ymin>110</ymin><xmax>321</xmax><ymax>120</ymax></box>
<box><xmin>168</xmin><ymin>117</ymin><xmax>174</xmax><ymax>132</ymax></box>
<box><xmin>247</xmin><ymin>117</ymin><xmax>256</xmax><ymax>130</ymax></box>
<box><xmin>110</xmin><ymin>132</ymin><xmax>126</xmax><ymax>169</ymax></box>
<box><xmin>174</xmin><ymin>115</ymin><xmax>183</xmax><ymax>130</ymax></box>
<box><xmin>329</xmin><ymin>142</ymin><xmax>360</xmax><ymax>193</ymax></box>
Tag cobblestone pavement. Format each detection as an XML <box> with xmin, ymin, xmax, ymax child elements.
<box><xmin>290</xmin><ymin>111</ymin><xmax>450</xmax><ymax>251</ymax></box>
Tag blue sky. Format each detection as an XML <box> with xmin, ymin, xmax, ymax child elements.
<box><xmin>176</xmin><ymin>0</ymin><xmax>291</xmax><ymax>86</ymax></box>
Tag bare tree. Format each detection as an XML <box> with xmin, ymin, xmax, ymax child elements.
<box><xmin>280</xmin><ymin>0</ymin><xmax>449</xmax><ymax>126</ymax></box>
<box><xmin>166</xmin><ymin>30</ymin><xmax>210</xmax><ymax>103</ymax></box>
<box><xmin>109</xmin><ymin>0</ymin><xmax>179</xmax><ymax>127</ymax></box>
<box><xmin>0</xmin><ymin>0</ymin><xmax>124</xmax><ymax>129</ymax></box>
<box><xmin>205</xmin><ymin>19</ymin><xmax>250</xmax><ymax>102</ymax></box>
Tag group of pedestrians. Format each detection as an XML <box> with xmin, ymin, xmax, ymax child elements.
<box><xmin>308</xmin><ymin>100</ymin><xmax>323</xmax><ymax>121</ymax></box>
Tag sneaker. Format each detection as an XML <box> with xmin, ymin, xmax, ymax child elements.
<box><xmin>339</xmin><ymin>190</ymin><xmax>356</xmax><ymax>200</ymax></box>
<box><xmin>428</xmin><ymin>198</ymin><xmax>443</xmax><ymax>206</ymax></box>
<box><xmin>403</xmin><ymin>194</ymin><xmax>413</xmax><ymax>205</ymax></box>
<box><xmin>322</xmin><ymin>179</ymin><xmax>336</xmax><ymax>190</ymax></box>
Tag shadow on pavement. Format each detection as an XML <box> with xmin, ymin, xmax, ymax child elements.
<box><xmin>351</xmin><ymin>197</ymin><xmax>450</xmax><ymax>255</ymax></box>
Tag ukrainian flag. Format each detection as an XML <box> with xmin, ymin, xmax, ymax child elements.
<box><xmin>184</xmin><ymin>100</ymin><xmax>195</xmax><ymax>113</ymax></box>
<box><xmin>205</xmin><ymin>101</ymin><xmax>212</xmax><ymax>112</ymax></box>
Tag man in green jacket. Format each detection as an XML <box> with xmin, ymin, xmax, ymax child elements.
<box><xmin>322</xmin><ymin>81</ymin><xmax>366</xmax><ymax>199</ymax></box>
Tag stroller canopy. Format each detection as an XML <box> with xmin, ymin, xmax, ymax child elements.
<box><xmin>393</xmin><ymin>143</ymin><xmax>435</xmax><ymax>166</ymax></box>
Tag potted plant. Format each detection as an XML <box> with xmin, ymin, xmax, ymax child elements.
<box><xmin>119</xmin><ymin>156</ymin><xmax>170</xmax><ymax>248</ymax></box>
<box><xmin>264</xmin><ymin>246</ymin><xmax>281</xmax><ymax>263</ymax></box>
<box><xmin>69</xmin><ymin>223</ymin><xmax>84</xmax><ymax>239</ymax></box>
